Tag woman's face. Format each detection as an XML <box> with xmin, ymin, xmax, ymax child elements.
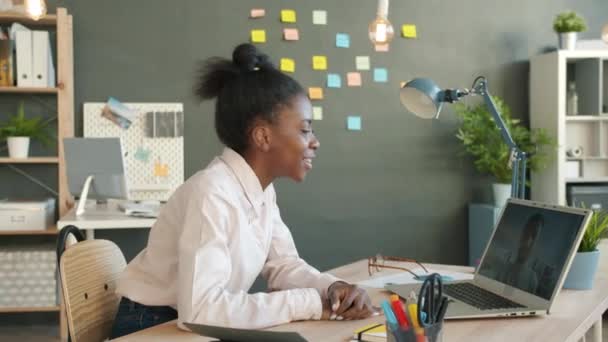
<box><xmin>268</xmin><ymin>94</ymin><xmax>320</xmax><ymax>182</ymax></box>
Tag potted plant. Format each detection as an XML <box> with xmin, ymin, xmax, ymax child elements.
<box><xmin>553</xmin><ymin>11</ymin><xmax>587</xmax><ymax>50</ymax></box>
<box><xmin>454</xmin><ymin>96</ymin><xmax>555</xmax><ymax>207</ymax></box>
<box><xmin>563</xmin><ymin>206</ymin><xmax>608</xmax><ymax>289</ymax></box>
<box><xmin>0</xmin><ymin>102</ymin><xmax>53</xmax><ymax>158</ymax></box>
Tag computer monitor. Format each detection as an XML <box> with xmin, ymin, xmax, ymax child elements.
<box><xmin>63</xmin><ymin>137</ymin><xmax>129</xmax><ymax>215</ymax></box>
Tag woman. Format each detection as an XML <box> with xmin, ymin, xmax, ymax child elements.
<box><xmin>110</xmin><ymin>43</ymin><xmax>377</xmax><ymax>338</ymax></box>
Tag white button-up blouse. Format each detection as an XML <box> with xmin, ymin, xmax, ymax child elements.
<box><xmin>116</xmin><ymin>148</ymin><xmax>340</xmax><ymax>329</ymax></box>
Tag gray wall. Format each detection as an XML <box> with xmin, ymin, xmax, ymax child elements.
<box><xmin>8</xmin><ymin>0</ymin><xmax>608</xmax><ymax>270</ymax></box>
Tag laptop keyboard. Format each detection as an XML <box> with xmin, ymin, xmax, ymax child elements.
<box><xmin>443</xmin><ymin>283</ymin><xmax>525</xmax><ymax>310</ymax></box>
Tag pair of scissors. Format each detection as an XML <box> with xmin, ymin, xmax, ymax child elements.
<box><xmin>417</xmin><ymin>272</ymin><xmax>444</xmax><ymax>328</ymax></box>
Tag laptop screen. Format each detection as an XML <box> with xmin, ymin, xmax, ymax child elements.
<box><xmin>477</xmin><ymin>201</ymin><xmax>586</xmax><ymax>300</ymax></box>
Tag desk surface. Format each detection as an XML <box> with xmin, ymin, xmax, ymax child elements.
<box><xmin>57</xmin><ymin>201</ymin><xmax>156</xmax><ymax>230</ymax></box>
<box><xmin>114</xmin><ymin>240</ymin><xmax>608</xmax><ymax>342</ymax></box>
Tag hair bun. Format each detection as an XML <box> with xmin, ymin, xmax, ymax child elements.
<box><xmin>232</xmin><ymin>43</ymin><xmax>272</xmax><ymax>72</ymax></box>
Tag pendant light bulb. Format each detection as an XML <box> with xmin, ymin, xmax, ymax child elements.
<box><xmin>368</xmin><ymin>0</ymin><xmax>394</xmax><ymax>47</ymax></box>
<box><xmin>25</xmin><ymin>0</ymin><xmax>47</xmax><ymax>21</ymax></box>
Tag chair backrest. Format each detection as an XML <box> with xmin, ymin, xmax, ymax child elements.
<box><xmin>58</xmin><ymin>226</ymin><xmax>126</xmax><ymax>342</ymax></box>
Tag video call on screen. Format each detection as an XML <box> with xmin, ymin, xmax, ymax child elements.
<box><xmin>478</xmin><ymin>203</ymin><xmax>584</xmax><ymax>300</ymax></box>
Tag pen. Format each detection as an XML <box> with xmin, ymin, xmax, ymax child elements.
<box><xmin>381</xmin><ymin>300</ymin><xmax>399</xmax><ymax>331</ymax></box>
<box><xmin>390</xmin><ymin>294</ymin><xmax>410</xmax><ymax>329</ymax></box>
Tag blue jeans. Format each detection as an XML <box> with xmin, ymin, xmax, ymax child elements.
<box><xmin>110</xmin><ymin>297</ymin><xmax>178</xmax><ymax>339</ymax></box>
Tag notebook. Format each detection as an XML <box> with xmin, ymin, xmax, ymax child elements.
<box><xmin>352</xmin><ymin>323</ymin><xmax>386</xmax><ymax>342</ymax></box>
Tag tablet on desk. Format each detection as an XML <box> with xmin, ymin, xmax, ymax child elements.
<box><xmin>183</xmin><ymin>322</ymin><xmax>308</xmax><ymax>342</ymax></box>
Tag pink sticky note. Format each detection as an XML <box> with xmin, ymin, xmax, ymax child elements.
<box><xmin>374</xmin><ymin>44</ymin><xmax>389</xmax><ymax>52</ymax></box>
<box><xmin>347</xmin><ymin>72</ymin><xmax>362</xmax><ymax>87</ymax></box>
<box><xmin>283</xmin><ymin>28</ymin><xmax>299</xmax><ymax>41</ymax></box>
<box><xmin>250</xmin><ymin>8</ymin><xmax>265</xmax><ymax>18</ymax></box>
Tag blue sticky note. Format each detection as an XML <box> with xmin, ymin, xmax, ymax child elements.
<box><xmin>374</xmin><ymin>68</ymin><xmax>388</xmax><ymax>82</ymax></box>
<box><xmin>336</xmin><ymin>33</ymin><xmax>350</xmax><ymax>48</ymax></box>
<box><xmin>327</xmin><ymin>73</ymin><xmax>341</xmax><ymax>88</ymax></box>
<box><xmin>347</xmin><ymin>116</ymin><xmax>361</xmax><ymax>131</ymax></box>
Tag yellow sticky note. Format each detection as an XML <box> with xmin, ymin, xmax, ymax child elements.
<box><xmin>251</xmin><ymin>29</ymin><xmax>266</xmax><ymax>43</ymax></box>
<box><xmin>280</xmin><ymin>58</ymin><xmax>295</xmax><ymax>73</ymax></box>
<box><xmin>312</xmin><ymin>106</ymin><xmax>323</xmax><ymax>120</ymax></box>
<box><xmin>402</xmin><ymin>24</ymin><xmax>417</xmax><ymax>38</ymax></box>
<box><xmin>281</xmin><ymin>9</ymin><xmax>296</xmax><ymax>23</ymax></box>
<box><xmin>312</xmin><ymin>56</ymin><xmax>327</xmax><ymax>70</ymax></box>
<box><xmin>308</xmin><ymin>87</ymin><xmax>324</xmax><ymax>100</ymax></box>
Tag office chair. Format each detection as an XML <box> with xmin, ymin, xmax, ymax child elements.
<box><xmin>57</xmin><ymin>225</ymin><xmax>126</xmax><ymax>342</ymax></box>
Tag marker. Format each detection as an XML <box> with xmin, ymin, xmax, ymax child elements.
<box><xmin>381</xmin><ymin>300</ymin><xmax>399</xmax><ymax>331</ymax></box>
<box><xmin>390</xmin><ymin>294</ymin><xmax>410</xmax><ymax>329</ymax></box>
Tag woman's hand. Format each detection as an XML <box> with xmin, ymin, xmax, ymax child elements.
<box><xmin>325</xmin><ymin>281</ymin><xmax>379</xmax><ymax>320</ymax></box>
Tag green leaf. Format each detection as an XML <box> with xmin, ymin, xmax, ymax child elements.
<box><xmin>0</xmin><ymin>101</ymin><xmax>53</xmax><ymax>147</ymax></box>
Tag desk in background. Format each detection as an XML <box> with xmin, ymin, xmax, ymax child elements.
<box><xmin>57</xmin><ymin>201</ymin><xmax>155</xmax><ymax>240</ymax></box>
<box><xmin>112</xmin><ymin>240</ymin><xmax>608</xmax><ymax>342</ymax></box>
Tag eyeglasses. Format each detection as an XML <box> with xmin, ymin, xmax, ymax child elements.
<box><xmin>367</xmin><ymin>254</ymin><xmax>430</xmax><ymax>279</ymax></box>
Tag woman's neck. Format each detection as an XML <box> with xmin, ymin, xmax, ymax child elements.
<box><xmin>242</xmin><ymin>151</ymin><xmax>273</xmax><ymax>190</ymax></box>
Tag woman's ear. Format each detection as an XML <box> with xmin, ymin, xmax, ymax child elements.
<box><xmin>251</xmin><ymin>124</ymin><xmax>272</xmax><ymax>152</ymax></box>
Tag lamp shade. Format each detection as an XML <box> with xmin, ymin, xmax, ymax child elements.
<box><xmin>399</xmin><ymin>78</ymin><xmax>444</xmax><ymax>119</ymax></box>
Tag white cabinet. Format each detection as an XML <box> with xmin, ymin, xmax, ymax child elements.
<box><xmin>530</xmin><ymin>50</ymin><xmax>608</xmax><ymax>205</ymax></box>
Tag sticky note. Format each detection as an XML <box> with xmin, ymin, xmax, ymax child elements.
<box><xmin>402</xmin><ymin>24</ymin><xmax>417</xmax><ymax>38</ymax></box>
<box><xmin>134</xmin><ymin>147</ymin><xmax>151</xmax><ymax>162</ymax></box>
<box><xmin>308</xmin><ymin>87</ymin><xmax>324</xmax><ymax>100</ymax></box>
<box><xmin>375</xmin><ymin>44</ymin><xmax>389</xmax><ymax>52</ymax></box>
<box><xmin>283</xmin><ymin>28</ymin><xmax>299</xmax><ymax>41</ymax></box>
<box><xmin>313</xmin><ymin>10</ymin><xmax>327</xmax><ymax>25</ymax></box>
<box><xmin>336</xmin><ymin>33</ymin><xmax>350</xmax><ymax>48</ymax></box>
<box><xmin>312</xmin><ymin>55</ymin><xmax>327</xmax><ymax>70</ymax></box>
<box><xmin>355</xmin><ymin>56</ymin><xmax>370</xmax><ymax>70</ymax></box>
<box><xmin>347</xmin><ymin>72</ymin><xmax>362</xmax><ymax>87</ymax></box>
<box><xmin>313</xmin><ymin>106</ymin><xmax>323</xmax><ymax>120</ymax></box>
<box><xmin>280</xmin><ymin>58</ymin><xmax>295</xmax><ymax>73</ymax></box>
<box><xmin>327</xmin><ymin>73</ymin><xmax>341</xmax><ymax>88</ymax></box>
<box><xmin>251</xmin><ymin>29</ymin><xmax>266</xmax><ymax>43</ymax></box>
<box><xmin>347</xmin><ymin>116</ymin><xmax>362</xmax><ymax>131</ymax></box>
<box><xmin>250</xmin><ymin>8</ymin><xmax>265</xmax><ymax>18</ymax></box>
<box><xmin>374</xmin><ymin>68</ymin><xmax>388</xmax><ymax>82</ymax></box>
<box><xmin>281</xmin><ymin>9</ymin><xmax>296</xmax><ymax>23</ymax></box>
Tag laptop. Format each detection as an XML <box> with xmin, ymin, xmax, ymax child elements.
<box><xmin>387</xmin><ymin>198</ymin><xmax>592</xmax><ymax>319</ymax></box>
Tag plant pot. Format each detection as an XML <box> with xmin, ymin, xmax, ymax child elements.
<box><xmin>492</xmin><ymin>183</ymin><xmax>511</xmax><ymax>208</ymax></box>
<box><xmin>562</xmin><ymin>249</ymin><xmax>600</xmax><ymax>290</ymax></box>
<box><xmin>7</xmin><ymin>136</ymin><xmax>30</xmax><ymax>158</ymax></box>
<box><xmin>558</xmin><ymin>32</ymin><xmax>577</xmax><ymax>50</ymax></box>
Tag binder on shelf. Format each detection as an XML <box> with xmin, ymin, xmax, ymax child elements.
<box><xmin>15</xmin><ymin>30</ymin><xmax>33</xmax><ymax>87</ymax></box>
<box><xmin>0</xmin><ymin>37</ymin><xmax>13</xmax><ymax>86</ymax></box>
<box><xmin>32</xmin><ymin>30</ymin><xmax>55</xmax><ymax>87</ymax></box>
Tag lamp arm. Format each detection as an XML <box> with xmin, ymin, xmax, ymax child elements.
<box><xmin>476</xmin><ymin>78</ymin><xmax>527</xmax><ymax>199</ymax></box>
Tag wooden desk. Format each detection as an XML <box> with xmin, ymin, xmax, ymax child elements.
<box><xmin>57</xmin><ymin>201</ymin><xmax>155</xmax><ymax>239</ymax></box>
<box><xmin>114</xmin><ymin>241</ymin><xmax>608</xmax><ymax>342</ymax></box>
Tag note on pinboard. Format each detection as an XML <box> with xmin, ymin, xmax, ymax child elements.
<box><xmin>312</xmin><ymin>55</ymin><xmax>327</xmax><ymax>70</ymax></box>
<box><xmin>283</xmin><ymin>28</ymin><xmax>299</xmax><ymax>41</ymax></box>
<box><xmin>356</xmin><ymin>56</ymin><xmax>370</xmax><ymax>70</ymax></box>
<box><xmin>312</xmin><ymin>10</ymin><xmax>327</xmax><ymax>25</ymax></box>
<box><xmin>251</xmin><ymin>29</ymin><xmax>266</xmax><ymax>43</ymax></box>
<box><xmin>250</xmin><ymin>8</ymin><xmax>265</xmax><ymax>18</ymax></box>
<box><xmin>327</xmin><ymin>73</ymin><xmax>341</xmax><ymax>88</ymax></box>
<box><xmin>373</xmin><ymin>68</ymin><xmax>388</xmax><ymax>83</ymax></box>
<box><xmin>402</xmin><ymin>24</ymin><xmax>417</xmax><ymax>38</ymax></box>
<box><xmin>308</xmin><ymin>87</ymin><xmax>324</xmax><ymax>100</ymax></box>
<box><xmin>280</xmin><ymin>58</ymin><xmax>295</xmax><ymax>73</ymax></box>
<box><xmin>336</xmin><ymin>33</ymin><xmax>350</xmax><ymax>48</ymax></box>
<box><xmin>281</xmin><ymin>9</ymin><xmax>296</xmax><ymax>23</ymax></box>
<box><xmin>313</xmin><ymin>106</ymin><xmax>323</xmax><ymax>120</ymax></box>
<box><xmin>347</xmin><ymin>116</ymin><xmax>362</xmax><ymax>131</ymax></box>
<box><xmin>374</xmin><ymin>44</ymin><xmax>389</xmax><ymax>52</ymax></box>
<box><xmin>347</xmin><ymin>72</ymin><xmax>362</xmax><ymax>87</ymax></box>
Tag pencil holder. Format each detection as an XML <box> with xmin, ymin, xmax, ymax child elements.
<box><xmin>386</xmin><ymin>321</ymin><xmax>443</xmax><ymax>342</ymax></box>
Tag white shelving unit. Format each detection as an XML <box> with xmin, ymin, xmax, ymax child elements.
<box><xmin>530</xmin><ymin>50</ymin><xmax>608</xmax><ymax>205</ymax></box>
